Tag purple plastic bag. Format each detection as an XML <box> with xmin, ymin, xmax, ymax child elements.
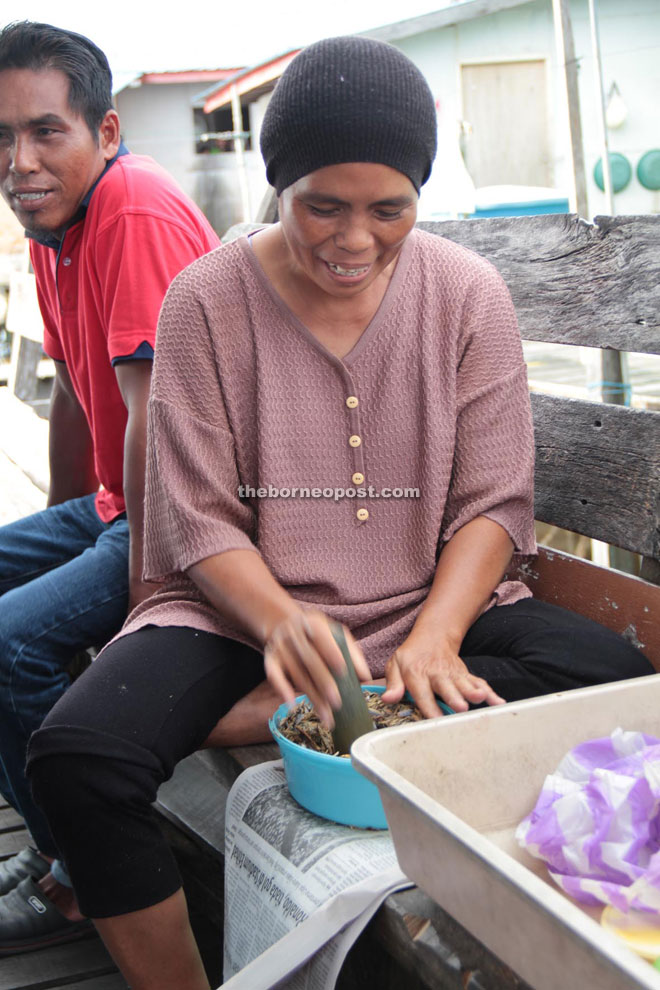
<box><xmin>516</xmin><ymin>728</ymin><xmax>660</xmax><ymax>914</ymax></box>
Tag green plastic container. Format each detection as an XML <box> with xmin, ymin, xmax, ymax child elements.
<box><xmin>593</xmin><ymin>153</ymin><xmax>632</xmax><ymax>193</ymax></box>
<box><xmin>637</xmin><ymin>150</ymin><xmax>660</xmax><ymax>191</ymax></box>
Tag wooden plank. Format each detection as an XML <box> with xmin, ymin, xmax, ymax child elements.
<box><xmin>370</xmin><ymin>888</ymin><xmax>532</xmax><ymax>990</ymax></box>
<box><xmin>531</xmin><ymin>393</ymin><xmax>660</xmax><ymax>555</ymax></box>
<box><xmin>6</xmin><ymin>271</ymin><xmax>43</xmax><ymax>344</ymax></box>
<box><xmin>221</xmin><ymin>221</ymin><xmax>263</xmax><ymax>244</ymax></box>
<box><xmin>0</xmin><ymin>806</ymin><xmax>25</xmax><ymax>832</ymax></box>
<box><xmin>56</xmin><ymin>977</ymin><xmax>126</xmax><ymax>990</ymax></box>
<box><xmin>515</xmin><ymin>546</ymin><xmax>660</xmax><ymax>667</ymax></box>
<box><xmin>254</xmin><ymin>186</ymin><xmax>278</xmax><ymax>224</ymax></box>
<box><xmin>157</xmin><ymin>753</ymin><xmax>229</xmax><ymax>857</ymax></box>
<box><xmin>0</xmin><ymin>389</ymin><xmax>50</xmax><ymax>495</ymax></box>
<box><xmin>156</xmin><ymin>744</ymin><xmax>278</xmax><ymax>855</ymax></box>
<box><xmin>13</xmin><ymin>338</ymin><xmax>43</xmax><ymax>404</ymax></box>
<box><xmin>226</xmin><ymin>741</ymin><xmax>279</xmax><ymax>770</ymax></box>
<box><xmin>0</xmin><ymin>829</ymin><xmax>30</xmax><ymax>858</ymax></box>
<box><xmin>461</xmin><ymin>61</ymin><xmax>551</xmax><ymax>188</ymax></box>
<box><xmin>0</xmin><ymin>937</ymin><xmax>116</xmax><ymax>990</ymax></box>
<box><xmin>552</xmin><ymin>0</ymin><xmax>588</xmax><ymax>217</ymax></box>
<box><xmin>420</xmin><ymin>214</ymin><xmax>660</xmax><ymax>353</ymax></box>
<box><xmin>641</xmin><ymin>556</ymin><xmax>660</xmax><ymax>584</ymax></box>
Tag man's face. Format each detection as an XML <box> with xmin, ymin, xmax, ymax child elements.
<box><xmin>0</xmin><ymin>67</ymin><xmax>119</xmax><ymax>238</ymax></box>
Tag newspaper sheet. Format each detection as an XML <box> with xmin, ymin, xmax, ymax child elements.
<box><xmin>221</xmin><ymin>760</ymin><xmax>412</xmax><ymax>990</ymax></box>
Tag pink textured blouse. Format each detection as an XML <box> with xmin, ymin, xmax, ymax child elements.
<box><xmin>124</xmin><ymin>227</ymin><xmax>536</xmax><ymax>677</ymax></box>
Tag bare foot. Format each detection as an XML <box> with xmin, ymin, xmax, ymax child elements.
<box><xmin>202</xmin><ymin>680</ymin><xmax>281</xmax><ymax>747</ymax></box>
<box><xmin>38</xmin><ymin>871</ymin><xmax>85</xmax><ymax>921</ymax></box>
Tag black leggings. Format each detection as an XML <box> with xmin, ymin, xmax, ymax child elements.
<box><xmin>27</xmin><ymin>601</ymin><xmax>653</xmax><ymax>918</ymax></box>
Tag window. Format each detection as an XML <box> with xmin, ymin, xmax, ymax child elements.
<box><xmin>194</xmin><ymin>105</ymin><xmax>251</xmax><ymax>154</ymax></box>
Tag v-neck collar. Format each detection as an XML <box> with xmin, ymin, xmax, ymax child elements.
<box><xmin>239</xmin><ymin>229</ymin><xmax>416</xmax><ymax>369</ymax></box>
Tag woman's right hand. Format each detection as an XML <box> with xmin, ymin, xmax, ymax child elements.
<box><xmin>264</xmin><ymin>611</ymin><xmax>370</xmax><ymax>727</ymax></box>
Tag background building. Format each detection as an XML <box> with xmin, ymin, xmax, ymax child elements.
<box><xmin>115</xmin><ymin>0</ymin><xmax>657</xmax><ymax>232</ymax></box>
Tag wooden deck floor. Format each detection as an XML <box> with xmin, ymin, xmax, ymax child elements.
<box><xmin>0</xmin><ymin>800</ymin><xmax>125</xmax><ymax>990</ymax></box>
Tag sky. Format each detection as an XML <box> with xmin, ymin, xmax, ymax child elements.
<box><xmin>1</xmin><ymin>0</ymin><xmax>446</xmax><ymax>91</ymax></box>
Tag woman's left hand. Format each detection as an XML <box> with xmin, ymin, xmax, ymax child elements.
<box><xmin>380</xmin><ymin>627</ymin><xmax>505</xmax><ymax>718</ymax></box>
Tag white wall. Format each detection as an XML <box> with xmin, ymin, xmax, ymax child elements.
<box><xmin>395</xmin><ymin>0</ymin><xmax>660</xmax><ymax>218</ymax></box>
<box><xmin>571</xmin><ymin>0</ymin><xmax>660</xmax><ymax>216</ymax></box>
<box><xmin>115</xmin><ymin>82</ymin><xmax>273</xmax><ymax>233</ymax></box>
<box><xmin>248</xmin><ymin>93</ymin><xmax>274</xmax><ymax>216</ymax></box>
<box><xmin>115</xmin><ymin>81</ymin><xmax>202</xmax><ymax>200</ymax></box>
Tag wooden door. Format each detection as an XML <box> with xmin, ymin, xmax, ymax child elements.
<box><xmin>461</xmin><ymin>60</ymin><xmax>551</xmax><ymax>187</ymax></box>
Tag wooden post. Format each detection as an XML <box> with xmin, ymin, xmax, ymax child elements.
<box><xmin>552</xmin><ymin>0</ymin><xmax>589</xmax><ymax>218</ymax></box>
<box><xmin>255</xmin><ymin>186</ymin><xmax>278</xmax><ymax>224</ymax></box>
<box><xmin>231</xmin><ymin>85</ymin><xmax>251</xmax><ymax>222</ymax></box>
<box><xmin>587</xmin><ymin>0</ymin><xmax>633</xmax><ymax>574</ymax></box>
<box><xmin>588</xmin><ymin>0</ymin><xmax>614</xmax><ymax>213</ymax></box>
<box><xmin>601</xmin><ymin>351</ymin><xmax>637</xmax><ymax>574</ymax></box>
<box><xmin>6</xmin><ymin>250</ymin><xmax>44</xmax><ymax>403</ymax></box>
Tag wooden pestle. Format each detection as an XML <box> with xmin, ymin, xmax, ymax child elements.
<box><xmin>329</xmin><ymin>622</ymin><xmax>375</xmax><ymax>753</ymax></box>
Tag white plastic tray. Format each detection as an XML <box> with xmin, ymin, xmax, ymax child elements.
<box><xmin>352</xmin><ymin>675</ymin><xmax>660</xmax><ymax>990</ymax></box>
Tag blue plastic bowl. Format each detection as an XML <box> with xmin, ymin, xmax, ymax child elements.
<box><xmin>269</xmin><ymin>686</ymin><xmax>453</xmax><ymax>830</ymax></box>
<box><xmin>269</xmin><ymin>685</ymin><xmax>388</xmax><ymax>828</ymax></box>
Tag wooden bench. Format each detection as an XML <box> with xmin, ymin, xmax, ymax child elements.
<box><xmin>4</xmin><ymin>263</ymin><xmax>52</xmax><ymax>407</ymax></box>
<box><xmin>156</xmin><ymin>212</ymin><xmax>660</xmax><ymax>990</ymax></box>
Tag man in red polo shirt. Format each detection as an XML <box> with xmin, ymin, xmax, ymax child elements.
<box><xmin>0</xmin><ymin>20</ymin><xmax>219</xmax><ymax>950</ymax></box>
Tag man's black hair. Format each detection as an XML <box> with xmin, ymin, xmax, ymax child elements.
<box><xmin>0</xmin><ymin>21</ymin><xmax>114</xmax><ymax>136</ymax></box>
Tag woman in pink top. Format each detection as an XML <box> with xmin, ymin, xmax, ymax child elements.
<box><xmin>27</xmin><ymin>37</ymin><xmax>653</xmax><ymax>989</ymax></box>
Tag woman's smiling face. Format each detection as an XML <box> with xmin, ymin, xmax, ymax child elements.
<box><xmin>277</xmin><ymin>162</ymin><xmax>418</xmax><ymax>300</ymax></box>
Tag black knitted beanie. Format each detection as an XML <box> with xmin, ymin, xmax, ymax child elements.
<box><xmin>260</xmin><ymin>36</ymin><xmax>437</xmax><ymax>195</ymax></box>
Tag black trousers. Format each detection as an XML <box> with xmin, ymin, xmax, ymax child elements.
<box><xmin>27</xmin><ymin>601</ymin><xmax>654</xmax><ymax>918</ymax></box>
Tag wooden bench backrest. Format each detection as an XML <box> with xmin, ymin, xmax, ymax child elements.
<box><xmin>420</xmin><ymin>214</ymin><xmax>660</xmax><ymax>666</ymax></box>
<box><xmin>420</xmin><ymin>215</ymin><xmax>660</xmax><ymax>560</ymax></box>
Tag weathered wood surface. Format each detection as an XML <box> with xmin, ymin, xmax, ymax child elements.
<box><xmin>0</xmin><ymin>804</ymin><xmax>29</xmax><ymax>861</ymax></box>
<box><xmin>0</xmin><ymin>805</ymin><xmax>24</xmax><ymax>832</ymax></box>
<box><xmin>12</xmin><ymin>337</ymin><xmax>42</xmax><ymax>403</ymax></box>
<box><xmin>157</xmin><ymin>750</ymin><xmax>235</xmax><ymax>857</ymax></box>
<box><xmin>254</xmin><ymin>186</ymin><xmax>278</xmax><ymax>225</ymax></box>
<box><xmin>0</xmin><ymin>798</ymin><xmax>29</xmax><ymax>858</ymax></box>
<box><xmin>0</xmin><ymin>829</ymin><xmax>29</xmax><ymax>857</ymax></box>
<box><xmin>57</xmin><ymin>977</ymin><xmax>127</xmax><ymax>990</ymax></box>
<box><xmin>641</xmin><ymin>557</ymin><xmax>660</xmax><ymax>584</ymax></box>
<box><xmin>531</xmin><ymin>393</ymin><xmax>660</xmax><ymax>556</ymax></box>
<box><xmin>0</xmin><ymin>938</ymin><xmax>120</xmax><ymax>990</ymax></box>
<box><xmin>419</xmin><ymin>214</ymin><xmax>660</xmax><ymax>353</ymax></box>
<box><xmin>369</xmin><ymin>888</ymin><xmax>532</xmax><ymax>990</ymax></box>
<box><xmin>515</xmin><ymin>546</ymin><xmax>660</xmax><ymax>667</ymax></box>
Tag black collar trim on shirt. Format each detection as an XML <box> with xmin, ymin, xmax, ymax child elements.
<box><xmin>26</xmin><ymin>142</ymin><xmax>131</xmax><ymax>251</ymax></box>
